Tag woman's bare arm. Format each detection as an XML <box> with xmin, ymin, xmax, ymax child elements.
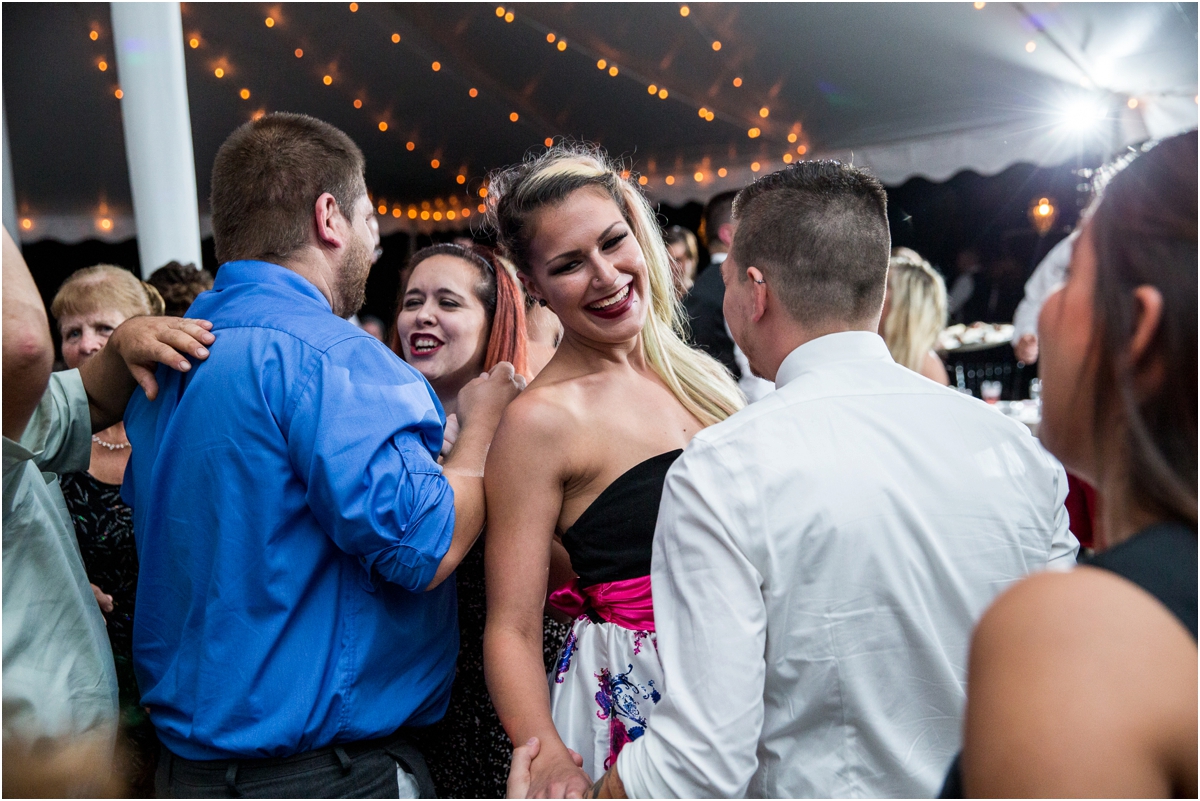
<box><xmin>484</xmin><ymin>393</ymin><xmax>593</xmax><ymax>797</ymax></box>
<box><xmin>962</xmin><ymin>568</ymin><xmax>1197</xmax><ymax>798</ymax></box>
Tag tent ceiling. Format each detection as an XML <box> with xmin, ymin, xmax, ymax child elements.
<box><xmin>3</xmin><ymin>2</ymin><xmax>1196</xmax><ymax>240</ymax></box>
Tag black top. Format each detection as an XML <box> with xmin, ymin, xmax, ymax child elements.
<box><xmin>1083</xmin><ymin>521</ymin><xmax>1197</xmax><ymax>639</ymax></box>
<box><xmin>683</xmin><ymin>261</ymin><xmax>740</xmax><ymax>380</ymax></box>
<box><xmin>561</xmin><ymin>450</ymin><xmax>683</xmax><ymax>588</ymax></box>
<box><xmin>939</xmin><ymin>520</ymin><xmax>1198</xmax><ymax>798</ymax></box>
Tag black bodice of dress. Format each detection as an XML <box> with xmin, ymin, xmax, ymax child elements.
<box><xmin>560</xmin><ymin>449</ymin><xmax>683</xmax><ymax>589</ymax></box>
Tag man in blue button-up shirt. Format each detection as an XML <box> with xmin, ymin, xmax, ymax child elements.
<box><xmin>123</xmin><ymin>113</ymin><xmax>523</xmax><ymax>797</ymax></box>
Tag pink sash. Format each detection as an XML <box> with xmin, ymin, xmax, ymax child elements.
<box><xmin>548</xmin><ymin>575</ymin><xmax>655</xmax><ymax>632</ymax></box>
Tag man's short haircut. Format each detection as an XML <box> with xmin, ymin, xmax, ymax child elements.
<box><xmin>210</xmin><ymin>112</ymin><xmax>366</xmax><ymax>265</ymax></box>
<box><xmin>730</xmin><ymin>161</ymin><xmax>891</xmax><ymax>326</ymax></box>
<box><xmin>699</xmin><ymin>190</ymin><xmax>739</xmax><ymax>248</ymax></box>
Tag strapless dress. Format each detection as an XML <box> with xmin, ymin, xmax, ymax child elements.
<box><xmin>546</xmin><ymin>449</ymin><xmax>682</xmax><ymax>776</ymax></box>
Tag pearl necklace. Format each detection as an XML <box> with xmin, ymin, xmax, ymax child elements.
<box><xmin>92</xmin><ymin>435</ymin><xmax>130</xmax><ymax>451</ymax></box>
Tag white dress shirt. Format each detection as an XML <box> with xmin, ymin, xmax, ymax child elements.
<box><xmin>617</xmin><ymin>331</ymin><xmax>1076</xmax><ymax>798</ymax></box>
<box><xmin>1012</xmin><ymin>232</ymin><xmax>1076</xmax><ymax>342</ymax></box>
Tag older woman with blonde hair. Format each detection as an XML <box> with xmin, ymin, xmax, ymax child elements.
<box><xmin>50</xmin><ymin>264</ymin><xmax>165</xmax><ymax>796</ymax></box>
<box><xmin>880</xmin><ymin>251</ymin><xmax>950</xmax><ymax>384</ymax></box>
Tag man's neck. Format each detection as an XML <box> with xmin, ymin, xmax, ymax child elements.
<box><xmin>753</xmin><ymin>318</ymin><xmax>877</xmax><ymax>382</ymax></box>
<box><xmin>279</xmin><ymin>250</ymin><xmax>337</xmax><ymax>314</ymax></box>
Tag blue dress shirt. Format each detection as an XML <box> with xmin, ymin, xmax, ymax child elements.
<box><xmin>123</xmin><ymin>261</ymin><xmax>457</xmax><ymax>760</ymax></box>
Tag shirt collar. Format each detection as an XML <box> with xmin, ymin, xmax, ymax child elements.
<box><xmin>774</xmin><ymin>331</ymin><xmax>893</xmax><ymax>389</ymax></box>
<box><xmin>214</xmin><ymin>260</ymin><xmax>332</xmax><ymax>312</ymax></box>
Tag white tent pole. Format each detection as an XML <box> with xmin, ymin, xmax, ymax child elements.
<box><xmin>2</xmin><ymin>93</ymin><xmax>19</xmax><ymax>244</ymax></box>
<box><xmin>110</xmin><ymin>2</ymin><xmax>201</xmax><ymax>277</ymax></box>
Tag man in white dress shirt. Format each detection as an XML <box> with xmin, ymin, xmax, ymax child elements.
<box><xmin>582</xmin><ymin>162</ymin><xmax>1078</xmax><ymax>798</ymax></box>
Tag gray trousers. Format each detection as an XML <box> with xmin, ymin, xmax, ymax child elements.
<box><xmin>154</xmin><ymin>730</ymin><xmax>436</xmax><ymax>798</ymax></box>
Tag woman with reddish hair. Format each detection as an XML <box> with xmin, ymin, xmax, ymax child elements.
<box><xmin>392</xmin><ymin>242</ymin><xmax>552</xmax><ymax>798</ymax></box>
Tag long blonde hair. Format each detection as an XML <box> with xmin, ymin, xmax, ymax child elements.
<box><xmin>882</xmin><ymin>254</ymin><xmax>947</xmax><ymax>372</ymax></box>
<box><xmin>487</xmin><ymin>144</ymin><xmax>744</xmax><ymax>426</ymax></box>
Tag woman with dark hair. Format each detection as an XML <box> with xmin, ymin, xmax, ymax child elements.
<box><xmin>663</xmin><ymin>224</ymin><xmax>699</xmax><ymax>296</ymax></box>
<box><xmin>947</xmin><ymin>130</ymin><xmax>1196</xmax><ymax>797</ymax></box>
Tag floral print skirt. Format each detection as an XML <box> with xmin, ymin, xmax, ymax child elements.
<box><xmin>547</xmin><ymin>616</ymin><xmax>663</xmax><ymax>778</ymax></box>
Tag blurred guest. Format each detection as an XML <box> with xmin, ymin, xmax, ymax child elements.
<box><xmin>2</xmin><ymin>230</ymin><xmax>212</xmax><ymax>784</ymax></box>
<box><xmin>122</xmin><ymin>113</ymin><xmax>522</xmax><ymax>797</ymax></box>
<box><xmin>952</xmin><ymin>131</ymin><xmax>1196</xmax><ymax>797</ymax></box>
<box><xmin>947</xmin><ymin>247</ymin><xmax>980</xmax><ymax>320</ymax></box>
<box><xmin>1010</xmin><ymin>231</ymin><xmax>1077</xmax><ymax>365</ymax></box>
<box><xmin>50</xmin><ymin>265</ymin><xmax>165</xmax><ymax>796</ymax></box>
<box><xmin>880</xmin><ymin>251</ymin><xmax>950</xmax><ymax>384</ymax></box>
<box><xmin>358</xmin><ymin>313</ymin><xmax>386</xmax><ymax>342</ymax></box>
<box><xmin>663</xmin><ymin>225</ymin><xmax>699</xmax><ymax>296</ymax></box>
<box><xmin>146</xmin><ymin>261</ymin><xmax>213</xmax><ymax>317</ymax></box>
<box><xmin>391</xmin><ymin>243</ymin><xmax>542</xmax><ymax>798</ymax></box>
<box><xmin>588</xmin><ymin>161</ymin><xmax>1076</xmax><ymax>799</ymax></box>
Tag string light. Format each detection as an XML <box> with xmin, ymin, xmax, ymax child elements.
<box><xmin>509</xmin><ymin>112</ymin><xmax>519</xmax><ymax>121</ymax></box>
<box><xmin>597</xmin><ymin>59</ymin><xmax>607</xmax><ymax>69</ymax></box>
<box><xmin>478</xmin><ymin>203</ymin><xmax>487</xmax><ymax>213</ymax></box>
<box><xmin>240</xmin><ymin>88</ymin><xmax>251</xmax><ymax>99</ymax></box>
<box><xmin>406</xmin><ymin>141</ymin><xmax>415</xmax><ymax>151</ymax></box>
<box><xmin>349</xmin><ymin>2</ymin><xmax>358</xmax><ymax>11</ymax></box>
<box><xmin>98</xmin><ymin>217</ymin><xmax>113</xmax><ymax>231</ymax></box>
<box><xmin>295</xmin><ymin>48</ymin><xmax>303</xmax><ymax>58</ymax></box>
<box><xmin>114</xmin><ymin>88</ymin><xmax>123</xmax><ymax>99</ymax></box>
<box><xmin>638</xmin><ymin>175</ymin><xmax>648</xmax><ymax>185</ymax></box>
<box><xmin>1127</xmin><ymin>97</ymin><xmax>1138</xmax><ymax>108</ymax></box>
<box><xmin>717</xmin><ymin>167</ymin><xmax>727</xmax><ymax>177</ymax></box>
<box><xmin>431</xmin><ymin>61</ymin><xmax>441</xmax><ymax>71</ymax></box>
<box><xmin>648</xmin><ymin>84</ymin><xmax>658</xmax><ymax>94</ymax></box>
<box><xmin>544</xmin><ymin>137</ymin><xmax>554</xmax><ymax>146</ymax></box>
<box><xmin>469</xmin><ymin>87</ymin><xmax>478</xmax><ymax>97</ymax></box>
<box><xmin>751</xmin><ymin>161</ymin><xmax>761</xmax><ymax>171</ymax></box>
<box><xmin>698</xmin><ymin>108</ymin><xmax>708</xmax><ymax>117</ymax></box>
<box><xmin>214</xmin><ymin>67</ymin><xmax>224</xmax><ymax>78</ymax></box>
<box><xmin>504</xmin><ymin>11</ymin><xmax>514</xmax><ymax>22</ymax></box>
<box><xmin>788</xmin><ymin>133</ymin><xmax>797</xmax><ymax>143</ymax></box>
<box><xmin>732</xmin><ymin>77</ymin><xmax>742</xmax><ymax>87</ymax></box>
<box><xmin>90</xmin><ymin>30</ymin><xmax>99</xmax><ymax>41</ymax></box>
<box><xmin>432</xmin><ymin>212</ymin><xmax>442</xmax><ymax>221</ymax></box>
<box><xmin>389</xmin><ymin>207</ymin><xmax>399</xmax><ymax>218</ymax></box>
<box><xmin>408</xmin><ymin>208</ymin><xmax>418</xmax><ymax>219</ymax></box>
<box><xmin>1025</xmin><ymin>41</ymin><xmax>1036</xmax><ymax>52</ymax></box>
<box><xmin>391</xmin><ymin>33</ymin><xmax>401</xmax><ymax>43</ymax></box>
<box><xmin>783</xmin><ymin>153</ymin><xmax>793</xmax><ymax>163</ymax></box>
<box><xmin>430</xmin><ymin>159</ymin><xmax>440</xmax><ymax>168</ymax></box>
<box><xmin>974</xmin><ymin>1</ymin><xmax>985</xmax><ymax>8</ymax></box>
<box><xmin>747</xmin><ymin>127</ymin><xmax>761</xmax><ymax>138</ymax></box>
<box><xmin>421</xmin><ymin>210</ymin><xmax>431</xmax><ymax>220</ymax></box>
<box><xmin>456</xmin><ymin>174</ymin><xmax>466</xmax><ymax>184</ymax></box>
<box><xmin>608</xmin><ymin>65</ymin><xmax>618</xmax><ymax>76</ymax></box>
<box><xmin>264</xmin><ymin>17</ymin><xmax>274</xmax><ymax>27</ymax></box>
<box><xmin>461</xmin><ymin>208</ymin><xmax>471</xmax><ymax>218</ymax></box>
<box><xmin>19</xmin><ymin>218</ymin><xmax>32</xmax><ymax>231</ymax></box>
<box><xmin>323</xmin><ymin>74</ymin><xmax>333</xmax><ymax>85</ymax></box>
<box><xmin>557</xmin><ymin>40</ymin><xmax>567</xmax><ymax>51</ymax></box>
<box><xmin>693</xmin><ymin>171</ymin><xmax>704</xmax><ymax>182</ymax></box>
<box><xmin>658</xmin><ymin>88</ymin><xmax>668</xmax><ymax>99</ymax></box>
<box><xmin>98</xmin><ymin>60</ymin><xmax>108</xmax><ymax>71</ymax></box>
<box><xmin>797</xmin><ymin>145</ymin><xmax>807</xmax><ymax>154</ymax></box>
<box><xmin>378</xmin><ymin>202</ymin><xmax>388</xmax><ymax>214</ymax></box>
<box><xmin>711</xmin><ymin>41</ymin><xmax>721</xmax><ymax>51</ymax></box>
<box><xmin>665</xmin><ymin>175</ymin><xmax>675</xmax><ymax>185</ymax></box>
<box><xmin>189</xmin><ymin>37</ymin><xmax>200</xmax><ymax>48</ymax></box>
<box><xmin>704</xmin><ymin>110</ymin><xmax>714</xmax><ymax>121</ymax></box>
<box><xmin>479</xmin><ymin>187</ymin><xmax>488</xmax><ymax>197</ymax></box>
<box><xmin>496</xmin><ymin>6</ymin><xmax>505</xmax><ymax>17</ymax></box>
<box><xmin>378</xmin><ymin>121</ymin><xmax>388</xmax><ymax>131</ymax></box>
<box><xmin>251</xmin><ymin>109</ymin><xmax>265</xmax><ymax>121</ymax></box>
<box><xmin>353</xmin><ymin>98</ymin><xmax>362</xmax><ymax>108</ymax></box>
<box><xmin>679</xmin><ymin>5</ymin><xmax>690</xmax><ymax>16</ymax></box>
<box><xmin>759</xmin><ymin>107</ymin><xmax>769</xmax><ymax>118</ymax></box>
<box><xmin>546</xmin><ymin>33</ymin><xmax>556</xmax><ymax>43</ymax></box>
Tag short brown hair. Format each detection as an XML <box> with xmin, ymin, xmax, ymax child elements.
<box><xmin>147</xmin><ymin>261</ymin><xmax>214</xmax><ymax>316</ymax></box>
<box><xmin>731</xmin><ymin>160</ymin><xmax>890</xmax><ymax>326</ymax></box>
<box><xmin>51</xmin><ymin>264</ymin><xmax>164</xmax><ymax>324</ymax></box>
<box><xmin>210</xmin><ymin>113</ymin><xmax>366</xmax><ymax>265</ymax></box>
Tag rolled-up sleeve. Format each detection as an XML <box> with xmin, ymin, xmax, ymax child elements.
<box><xmin>286</xmin><ymin>339</ymin><xmax>455</xmax><ymax>592</ymax></box>
<box><xmin>617</xmin><ymin>438</ymin><xmax>766</xmax><ymax>798</ymax></box>
<box><xmin>20</xmin><ymin>369</ymin><xmax>92</xmax><ymax>475</ymax></box>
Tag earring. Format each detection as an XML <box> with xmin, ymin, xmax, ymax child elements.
<box><xmin>538</xmin><ymin>299</ymin><xmax>548</xmax><ymax>307</ymax></box>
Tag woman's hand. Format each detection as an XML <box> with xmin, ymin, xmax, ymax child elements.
<box><xmin>457</xmin><ymin>363</ymin><xmax>525</xmax><ymax>437</ymax></box>
<box><xmin>508</xmin><ymin>738</ymin><xmax>589</xmax><ymax>799</ymax></box>
<box><xmin>441</xmin><ymin>413</ymin><xmax>460</xmax><ymax>458</ymax></box>
<box><xmin>90</xmin><ymin>584</ymin><xmax>113</xmax><ymax>617</ymax></box>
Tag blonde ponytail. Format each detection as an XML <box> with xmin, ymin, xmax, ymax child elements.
<box><xmin>488</xmin><ymin>144</ymin><xmax>744</xmax><ymax>426</ymax></box>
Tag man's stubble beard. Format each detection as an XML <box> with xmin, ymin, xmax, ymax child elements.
<box><xmin>334</xmin><ymin>234</ymin><xmax>373</xmax><ymax>318</ymax></box>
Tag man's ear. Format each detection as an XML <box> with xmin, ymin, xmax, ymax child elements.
<box><xmin>313</xmin><ymin>192</ymin><xmax>346</xmax><ymax>250</ymax></box>
<box><xmin>746</xmin><ymin>265</ymin><xmax>768</xmax><ymax>323</ymax></box>
<box><xmin>717</xmin><ymin>222</ymin><xmax>735</xmax><ymax>248</ymax></box>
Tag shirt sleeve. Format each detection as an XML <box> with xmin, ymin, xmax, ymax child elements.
<box><xmin>18</xmin><ymin>369</ymin><xmax>92</xmax><ymax>476</ymax></box>
<box><xmin>286</xmin><ymin>338</ymin><xmax>455</xmax><ymax>593</ymax></box>
<box><xmin>1044</xmin><ymin>458</ymin><xmax>1080</xmax><ymax>570</ymax></box>
<box><xmin>1012</xmin><ymin>234</ymin><xmax>1075</xmax><ymax>341</ymax></box>
<box><xmin>617</xmin><ymin>437</ymin><xmax>766</xmax><ymax>798</ymax></box>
